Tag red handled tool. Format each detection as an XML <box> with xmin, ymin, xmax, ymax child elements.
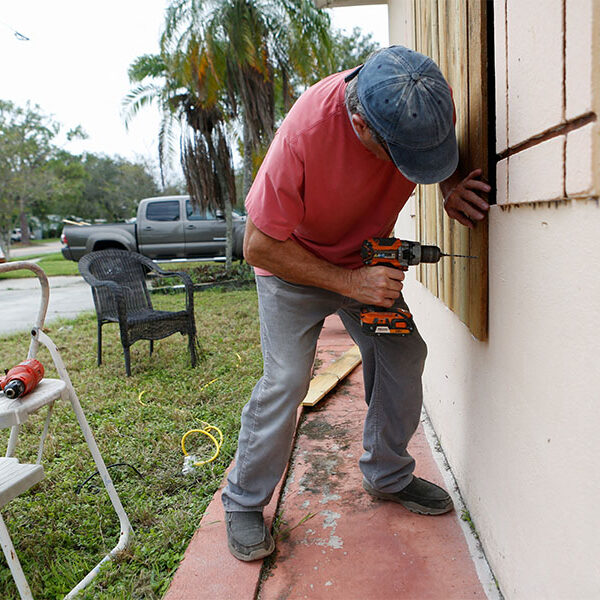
<box><xmin>0</xmin><ymin>359</ymin><xmax>45</xmax><ymax>399</ymax></box>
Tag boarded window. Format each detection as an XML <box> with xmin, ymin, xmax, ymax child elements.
<box><xmin>412</xmin><ymin>0</ymin><xmax>490</xmax><ymax>341</ymax></box>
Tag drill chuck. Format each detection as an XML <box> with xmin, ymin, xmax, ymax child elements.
<box><xmin>419</xmin><ymin>245</ymin><xmax>443</xmax><ymax>263</ymax></box>
<box><xmin>3</xmin><ymin>380</ymin><xmax>26</xmax><ymax>399</ymax></box>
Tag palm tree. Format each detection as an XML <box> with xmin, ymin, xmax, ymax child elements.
<box><xmin>124</xmin><ymin>46</ymin><xmax>240</xmax><ymax>270</ymax></box>
<box><xmin>161</xmin><ymin>0</ymin><xmax>334</xmax><ymax>197</ymax></box>
<box><xmin>123</xmin><ymin>0</ymin><xmax>337</xmax><ymax>269</ymax></box>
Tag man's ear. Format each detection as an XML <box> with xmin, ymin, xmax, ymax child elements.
<box><xmin>351</xmin><ymin>114</ymin><xmax>369</xmax><ymax>135</ymax></box>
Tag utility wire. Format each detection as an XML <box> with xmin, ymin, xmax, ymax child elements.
<box><xmin>0</xmin><ymin>20</ymin><xmax>30</xmax><ymax>41</ymax></box>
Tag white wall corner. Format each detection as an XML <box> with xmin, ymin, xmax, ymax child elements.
<box><xmin>566</xmin><ymin>123</ymin><xmax>597</xmax><ymax>198</ymax></box>
<box><xmin>313</xmin><ymin>0</ymin><xmax>387</xmax><ymax>8</ymax></box>
<box><xmin>506</xmin><ymin>0</ymin><xmax>563</xmax><ymax>146</ymax></box>
<box><xmin>496</xmin><ymin>158</ymin><xmax>509</xmax><ymax>205</ymax></box>
<box><xmin>393</xmin><ymin>193</ymin><xmax>417</xmax><ymax>240</ymax></box>
<box><xmin>387</xmin><ymin>0</ymin><xmax>414</xmax><ymax>48</ymax></box>
<box><xmin>593</xmin><ymin>0</ymin><xmax>600</xmax><ymax>196</ymax></box>
<box><xmin>566</xmin><ymin>0</ymin><xmax>594</xmax><ymax>120</ymax></box>
<box><xmin>507</xmin><ymin>137</ymin><xmax>564</xmax><ymax>203</ymax></box>
<box><xmin>493</xmin><ymin>0</ymin><xmax>508</xmax><ymax>153</ymax></box>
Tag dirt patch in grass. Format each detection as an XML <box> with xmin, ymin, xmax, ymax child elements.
<box><xmin>152</xmin><ymin>261</ymin><xmax>255</xmax><ymax>289</ymax></box>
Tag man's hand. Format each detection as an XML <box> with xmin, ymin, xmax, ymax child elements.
<box><xmin>440</xmin><ymin>168</ymin><xmax>491</xmax><ymax>228</ymax></box>
<box><xmin>244</xmin><ymin>217</ymin><xmax>404</xmax><ymax>305</ymax></box>
<box><xmin>347</xmin><ymin>266</ymin><xmax>405</xmax><ymax>307</ymax></box>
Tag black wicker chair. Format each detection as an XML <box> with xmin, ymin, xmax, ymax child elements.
<box><xmin>78</xmin><ymin>249</ymin><xmax>198</xmax><ymax>376</ymax></box>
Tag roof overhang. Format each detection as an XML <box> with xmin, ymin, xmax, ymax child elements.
<box><xmin>314</xmin><ymin>0</ymin><xmax>387</xmax><ymax>8</ymax></box>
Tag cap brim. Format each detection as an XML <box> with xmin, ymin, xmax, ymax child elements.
<box><xmin>344</xmin><ymin>65</ymin><xmax>363</xmax><ymax>83</ymax></box>
<box><xmin>387</xmin><ymin>126</ymin><xmax>459</xmax><ymax>184</ymax></box>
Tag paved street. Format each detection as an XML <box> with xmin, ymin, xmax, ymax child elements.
<box><xmin>1</xmin><ymin>242</ymin><xmax>95</xmax><ymax>335</ymax></box>
<box><xmin>9</xmin><ymin>240</ymin><xmax>63</xmax><ymax>258</ymax></box>
<box><xmin>0</xmin><ymin>275</ymin><xmax>94</xmax><ymax>335</ymax></box>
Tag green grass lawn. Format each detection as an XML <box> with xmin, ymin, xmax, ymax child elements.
<box><xmin>1</xmin><ymin>253</ymin><xmax>80</xmax><ymax>279</ymax></box>
<box><xmin>1</xmin><ymin>254</ymin><xmax>251</xmax><ymax>282</ymax></box>
<box><xmin>0</xmin><ymin>287</ymin><xmax>261</xmax><ymax>599</ymax></box>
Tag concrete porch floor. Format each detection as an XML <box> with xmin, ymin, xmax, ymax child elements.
<box><xmin>165</xmin><ymin>315</ymin><xmax>492</xmax><ymax>600</ymax></box>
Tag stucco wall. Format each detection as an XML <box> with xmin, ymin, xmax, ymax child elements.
<box><xmin>390</xmin><ymin>1</ymin><xmax>600</xmax><ymax>598</ymax></box>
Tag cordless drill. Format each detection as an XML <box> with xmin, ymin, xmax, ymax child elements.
<box><xmin>360</xmin><ymin>238</ymin><xmax>474</xmax><ymax>335</ymax></box>
<box><xmin>0</xmin><ymin>359</ymin><xmax>45</xmax><ymax>399</ymax></box>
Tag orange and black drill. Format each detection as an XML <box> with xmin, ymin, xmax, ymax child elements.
<box><xmin>0</xmin><ymin>359</ymin><xmax>45</xmax><ymax>400</ymax></box>
<box><xmin>360</xmin><ymin>238</ymin><xmax>474</xmax><ymax>335</ymax></box>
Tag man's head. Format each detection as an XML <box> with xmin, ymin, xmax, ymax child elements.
<box><xmin>344</xmin><ymin>45</ymin><xmax>458</xmax><ymax>184</ymax></box>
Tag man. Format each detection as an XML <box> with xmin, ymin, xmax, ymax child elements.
<box><xmin>222</xmin><ymin>46</ymin><xmax>490</xmax><ymax>562</ymax></box>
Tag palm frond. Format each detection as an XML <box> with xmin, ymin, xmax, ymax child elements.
<box><xmin>128</xmin><ymin>53</ymin><xmax>168</xmax><ymax>82</ymax></box>
<box><xmin>157</xmin><ymin>113</ymin><xmax>180</xmax><ymax>187</ymax></box>
<box><xmin>121</xmin><ymin>83</ymin><xmax>166</xmax><ymax>128</ymax></box>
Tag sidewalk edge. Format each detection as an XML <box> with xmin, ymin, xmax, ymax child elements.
<box><xmin>420</xmin><ymin>407</ymin><xmax>504</xmax><ymax>600</ymax></box>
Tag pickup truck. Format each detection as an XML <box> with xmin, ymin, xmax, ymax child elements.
<box><xmin>61</xmin><ymin>195</ymin><xmax>245</xmax><ymax>262</ymax></box>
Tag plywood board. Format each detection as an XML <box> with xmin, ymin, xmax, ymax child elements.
<box><xmin>412</xmin><ymin>0</ymin><xmax>489</xmax><ymax>341</ymax></box>
<box><xmin>301</xmin><ymin>345</ymin><xmax>362</xmax><ymax>407</ymax></box>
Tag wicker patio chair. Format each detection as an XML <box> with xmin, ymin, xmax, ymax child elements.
<box><xmin>79</xmin><ymin>249</ymin><xmax>198</xmax><ymax>376</ymax></box>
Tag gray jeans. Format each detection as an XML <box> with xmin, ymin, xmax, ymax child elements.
<box><xmin>221</xmin><ymin>275</ymin><xmax>428</xmax><ymax>512</ymax></box>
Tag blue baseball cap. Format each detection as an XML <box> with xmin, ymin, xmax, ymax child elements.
<box><xmin>347</xmin><ymin>46</ymin><xmax>458</xmax><ymax>184</ymax></box>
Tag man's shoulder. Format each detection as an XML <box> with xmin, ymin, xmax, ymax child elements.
<box><xmin>278</xmin><ymin>71</ymin><xmax>351</xmax><ymax>145</ymax></box>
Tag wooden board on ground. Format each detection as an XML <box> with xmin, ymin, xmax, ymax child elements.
<box><xmin>301</xmin><ymin>345</ymin><xmax>362</xmax><ymax>407</ymax></box>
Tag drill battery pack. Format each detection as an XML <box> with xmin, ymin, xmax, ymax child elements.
<box><xmin>360</xmin><ymin>307</ymin><xmax>415</xmax><ymax>336</ymax></box>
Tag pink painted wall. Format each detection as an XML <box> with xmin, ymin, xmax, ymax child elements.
<box><xmin>387</xmin><ymin>0</ymin><xmax>600</xmax><ymax>597</ymax></box>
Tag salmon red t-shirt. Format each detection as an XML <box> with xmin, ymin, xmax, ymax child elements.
<box><xmin>245</xmin><ymin>70</ymin><xmax>417</xmax><ymax>276</ymax></box>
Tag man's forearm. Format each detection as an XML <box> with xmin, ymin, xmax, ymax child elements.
<box><xmin>244</xmin><ymin>218</ymin><xmax>405</xmax><ymax>306</ymax></box>
<box><xmin>244</xmin><ymin>219</ymin><xmax>353</xmax><ymax>296</ymax></box>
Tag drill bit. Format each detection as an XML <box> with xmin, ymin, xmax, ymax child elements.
<box><xmin>441</xmin><ymin>252</ymin><xmax>478</xmax><ymax>259</ymax></box>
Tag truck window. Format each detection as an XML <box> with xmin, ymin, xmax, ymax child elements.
<box><xmin>186</xmin><ymin>200</ymin><xmax>217</xmax><ymax>221</ymax></box>
<box><xmin>146</xmin><ymin>200</ymin><xmax>180</xmax><ymax>222</ymax></box>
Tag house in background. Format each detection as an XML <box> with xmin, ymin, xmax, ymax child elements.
<box><xmin>316</xmin><ymin>0</ymin><xmax>600</xmax><ymax>597</ymax></box>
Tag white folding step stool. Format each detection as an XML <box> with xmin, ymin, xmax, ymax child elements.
<box><xmin>0</xmin><ymin>458</ymin><xmax>45</xmax><ymax>599</ymax></box>
<box><xmin>0</xmin><ymin>262</ymin><xmax>132</xmax><ymax>599</ymax></box>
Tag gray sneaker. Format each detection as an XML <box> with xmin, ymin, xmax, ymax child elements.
<box><xmin>363</xmin><ymin>476</ymin><xmax>454</xmax><ymax>515</ymax></box>
<box><xmin>225</xmin><ymin>511</ymin><xmax>275</xmax><ymax>561</ymax></box>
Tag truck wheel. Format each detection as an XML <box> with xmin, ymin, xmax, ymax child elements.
<box><xmin>93</xmin><ymin>242</ymin><xmax>127</xmax><ymax>252</ymax></box>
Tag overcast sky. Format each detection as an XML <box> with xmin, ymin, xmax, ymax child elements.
<box><xmin>0</xmin><ymin>1</ymin><xmax>388</xmax><ymax>173</ymax></box>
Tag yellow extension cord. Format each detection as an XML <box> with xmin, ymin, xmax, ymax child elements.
<box><xmin>137</xmin><ymin>391</ymin><xmax>224</xmax><ymax>467</ymax></box>
<box><xmin>181</xmin><ymin>375</ymin><xmax>227</xmax><ymax>465</ymax></box>
<box><xmin>181</xmin><ymin>421</ymin><xmax>224</xmax><ymax>466</ymax></box>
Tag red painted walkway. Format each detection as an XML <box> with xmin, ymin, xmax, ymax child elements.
<box><xmin>165</xmin><ymin>315</ymin><xmax>486</xmax><ymax>600</ymax></box>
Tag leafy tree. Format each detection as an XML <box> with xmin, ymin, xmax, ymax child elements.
<box><xmin>0</xmin><ymin>102</ymin><xmax>91</xmax><ymax>250</ymax></box>
<box><xmin>0</xmin><ymin>134</ymin><xmax>17</xmax><ymax>255</ymax></box>
<box><xmin>330</xmin><ymin>27</ymin><xmax>380</xmax><ymax>73</ymax></box>
<box><xmin>43</xmin><ymin>150</ymin><xmax>87</xmax><ymax>225</ymax></box>
<box><xmin>75</xmin><ymin>154</ymin><xmax>160</xmax><ymax>222</ymax></box>
<box><xmin>0</xmin><ymin>100</ymin><xmax>59</xmax><ymax>252</ymax></box>
<box><xmin>124</xmin><ymin>50</ymin><xmax>240</xmax><ymax>270</ymax></box>
<box><xmin>0</xmin><ymin>100</ymin><xmax>163</xmax><ymax>255</ymax></box>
